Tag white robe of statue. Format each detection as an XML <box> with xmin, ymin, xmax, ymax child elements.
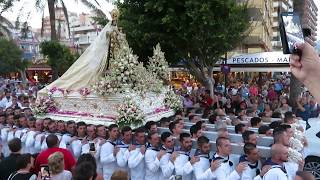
<box><xmin>38</xmin><ymin>22</ymin><xmax>115</xmax><ymax>95</ymax></box>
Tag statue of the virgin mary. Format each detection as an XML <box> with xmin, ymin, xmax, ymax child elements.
<box><xmin>39</xmin><ymin>9</ymin><xmax>123</xmax><ymax>95</ymax></box>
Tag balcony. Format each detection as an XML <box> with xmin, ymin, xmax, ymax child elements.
<box><xmin>272</xmin><ymin>41</ymin><xmax>282</xmax><ymax>47</ymax></box>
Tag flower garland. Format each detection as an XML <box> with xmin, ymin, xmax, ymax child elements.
<box><xmin>288</xmin><ymin>122</ymin><xmax>305</xmax><ymax>163</ymax></box>
<box><xmin>31</xmin><ymin>96</ymin><xmax>58</xmax><ymax>116</ymax></box>
<box><xmin>164</xmin><ymin>89</ymin><xmax>183</xmax><ymax>112</ymax></box>
<box><xmin>116</xmin><ymin>96</ymin><xmax>145</xmax><ymax>128</ymax></box>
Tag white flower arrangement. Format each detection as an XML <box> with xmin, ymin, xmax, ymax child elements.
<box><xmin>289</xmin><ymin>137</ymin><xmax>304</xmax><ymax>152</ymax></box>
<box><xmin>147</xmin><ymin>43</ymin><xmax>170</xmax><ymax>81</ymax></box>
<box><xmin>288</xmin><ymin>147</ymin><xmax>303</xmax><ymax>164</ymax></box>
<box><xmin>93</xmin><ymin>38</ymin><xmax>165</xmax><ymax>96</ymax></box>
<box><xmin>116</xmin><ymin>96</ymin><xmax>145</xmax><ymax>128</ymax></box>
<box><xmin>164</xmin><ymin>88</ymin><xmax>183</xmax><ymax>112</ymax></box>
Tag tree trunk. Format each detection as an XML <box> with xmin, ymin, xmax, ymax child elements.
<box><xmin>289</xmin><ymin>74</ymin><xmax>303</xmax><ymax>113</ymax></box>
<box><xmin>19</xmin><ymin>70</ymin><xmax>27</xmax><ymax>84</ymax></box>
<box><xmin>205</xmin><ymin>67</ymin><xmax>215</xmax><ymax>98</ymax></box>
<box><xmin>48</xmin><ymin>0</ymin><xmax>58</xmax><ymax>80</ymax></box>
<box><xmin>48</xmin><ymin>0</ymin><xmax>57</xmax><ymax>41</ymax></box>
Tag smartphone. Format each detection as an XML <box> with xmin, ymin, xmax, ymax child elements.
<box><xmin>279</xmin><ymin>12</ymin><xmax>304</xmax><ymax>54</ymax></box>
<box><xmin>40</xmin><ymin>165</ymin><xmax>50</xmax><ymax>179</ymax></box>
<box><xmin>89</xmin><ymin>142</ymin><xmax>95</xmax><ymax>151</ymax></box>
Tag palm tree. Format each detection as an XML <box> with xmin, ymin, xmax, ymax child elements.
<box><xmin>0</xmin><ymin>0</ymin><xmax>16</xmax><ymax>38</ymax></box>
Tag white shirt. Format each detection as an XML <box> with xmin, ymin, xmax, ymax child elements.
<box><xmin>263</xmin><ymin>165</ymin><xmax>288</xmax><ymax>180</ymax></box>
<box><xmin>159</xmin><ymin>152</ymin><xmax>175</xmax><ymax>180</ymax></box>
<box><xmin>284</xmin><ymin>162</ymin><xmax>298</xmax><ymax>180</ymax></box>
<box><xmin>212</xmin><ymin>154</ymin><xmax>240</xmax><ymax>180</ymax></box>
<box><xmin>51</xmin><ymin>170</ymin><xmax>72</xmax><ymax>180</ymax></box>
<box><xmin>128</xmin><ymin>146</ymin><xmax>145</xmax><ymax>180</ymax></box>
<box><xmin>25</xmin><ymin>130</ymin><xmax>38</xmax><ymax>154</ymax></box>
<box><xmin>34</xmin><ymin>133</ymin><xmax>45</xmax><ymax>153</ymax></box>
<box><xmin>192</xmin><ymin>155</ymin><xmax>216</xmax><ymax>180</ymax></box>
<box><xmin>5</xmin><ymin>101</ymin><xmax>22</xmax><ymax>109</ymax></box>
<box><xmin>100</xmin><ymin>140</ymin><xmax>119</xmax><ymax>180</ymax></box>
<box><xmin>71</xmin><ymin>139</ymin><xmax>83</xmax><ymax>159</ymax></box>
<box><xmin>144</xmin><ymin>148</ymin><xmax>161</xmax><ymax>180</ymax></box>
<box><xmin>174</xmin><ymin>151</ymin><xmax>193</xmax><ymax>180</ymax></box>
<box><xmin>0</xmin><ymin>97</ymin><xmax>10</xmax><ymax>108</ymax></box>
<box><xmin>240</xmin><ymin>161</ymin><xmax>262</xmax><ymax>180</ymax></box>
<box><xmin>0</xmin><ymin>126</ymin><xmax>10</xmax><ymax>157</ymax></box>
<box><xmin>116</xmin><ymin>143</ymin><xmax>130</xmax><ymax>173</ymax></box>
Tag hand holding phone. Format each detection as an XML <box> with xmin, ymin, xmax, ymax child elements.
<box><xmin>280</xmin><ymin>12</ymin><xmax>304</xmax><ymax>55</ymax></box>
<box><xmin>40</xmin><ymin>165</ymin><xmax>50</xmax><ymax>180</ymax></box>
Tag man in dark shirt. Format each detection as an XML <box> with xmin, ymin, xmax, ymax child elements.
<box><xmin>0</xmin><ymin>138</ymin><xmax>22</xmax><ymax>180</ymax></box>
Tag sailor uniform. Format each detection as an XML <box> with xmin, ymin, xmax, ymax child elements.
<box><xmin>159</xmin><ymin>146</ymin><xmax>175</xmax><ymax>180</ymax></box>
<box><xmin>34</xmin><ymin>132</ymin><xmax>45</xmax><ymax>153</ymax></box>
<box><xmin>283</xmin><ymin>162</ymin><xmax>299</xmax><ymax>180</ymax></box>
<box><xmin>212</xmin><ymin>153</ymin><xmax>240</xmax><ymax>180</ymax></box>
<box><xmin>192</xmin><ymin>150</ymin><xmax>216</xmax><ymax>180</ymax></box>
<box><xmin>128</xmin><ymin>143</ymin><xmax>146</xmax><ymax>180</ymax></box>
<box><xmin>116</xmin><ymin>141</ymin><xmax>130</xmax><ymax>174</ymax></box>
<box><xmin>59</xmin><ymin>133</ymin><xmax>72</xmax><ymax>149</ymax></box>
<box><xmin>239</xmin><ymin>155</ymin><xmax>261</xmax><ymax>180</ymax></box>
<box><xmin>144</xmin><ymin>145</ymin><xmax>161</xmax><ymax>180</ymax></box>
<box><xmin>24</xmin><ymin>130</ymin><xmax>38</xmax><ymax>154</ymax></box>
<box><xmin>1</xmin><ymin>126</ymin><xmax>10</xmax><ymax>157</ymax></box>
<box><xmin>71</xmin><ymin>137</ymin><xmax>86</xmax><ymax>159</ymax></box>
<box><xmin>174</xmin><ymin>149</ymin><xmax>193</xmax><ymax>180</ymax></box>
<box><xmin>262</xmin><ymin>159</ymin><xmax>288</xmax><ymax>180</ymax></box>
<box><xmin>100</xmin><ymin>139</ymin><xmax>119</xmax><ymax>180</ymax></box>
<box><xmin>19</xmin><ymin>128</ymin><xmax>29</xmax><ymax>153</ymax></box>
<box><xmin>94</xmin><ymin>137</ymin><xmax>105</xmax><ymax>174</ymax></box>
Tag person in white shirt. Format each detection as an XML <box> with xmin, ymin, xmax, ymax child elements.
<box><xmin>144</xmin><ymin>132</ymin><xmax>165</xmax><ymax>180</ymax></box>
<box><xmin>5</xmin><ymin>96</ymin><xmax>22</xmax><ymax>109</ymax></box>
<box><xmin>239</xmin><ymin>143</ymin><xmax>262</xmax><ymax>180</ymax></box>
<box><xmin>71</xmin><ymin>121</ymin><xmax>87</xmax><ymax>159</ymax></box>
<box><xmin>193</xmin><ymin>136</ymin><xmax>219</xmax><ymax>180</ymax></box>
<box><xmin>158</xmin><ymin>131</ymin><xmax>177</xmax><ymax>180</ymax></box>
<box><xmin>174</xmin><ymin>133</ymin><xmax>199</xmax><ymax>180</ymax></box>
<box><xmin>116</xmin><ymin>126</ymin><xmax>132</xmax><ymax>173</ymax></box>
<box><xmin>25</xmin><ymin>119</ymin><xmax>43</xmax><ymax>154</ymax></box>
<box><xmin>262</xmin><ymin>144</ymin><xmax>289</xmax><ymax>180</ymax></box>
<box><xmin>212</xmin><ymin>137</ymin><xmax>247</xmax><ymax>180</ymax></box>
<box><xmin>59</xmin><ymin>121</ymin><xmax>76</xmax><ymax>149</ymax></box>
<box><xmin>100</xmin><ymin>124</ymin><xmax>120</xmax><ymax>180</ymax></box>
<box><xmin>273</xmin><ymin>127</ymin><xmax>301</xmax><ymax>180</ymax></box>
<box><xmin>169</xmin><ymin>121</ymin><xmax>182</xmax><ymax>139</ymax></box>
<box><xmin>81</xmin><ymin>124</ymin><xmax>97</xmax><ymax>154</ymax></box>
<box><xmin>93</xmin><ymin>125</ymin><xmax>107</xmax><ymax>174</ymax></box>
<box><xmin>128</xmin><ymin>127</ymin><xmax>146</xmax><ymax>180</ymax></box>
<box><xmin>0</xmin><ymin>92</ymin><xmax>11</xmax><ymax>109</ymax></box>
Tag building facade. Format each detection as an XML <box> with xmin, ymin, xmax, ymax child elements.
<box><xmin>70</xmin><ymin>13</ymin><xmax>102</xmax><ymax>54</ymax></box>
<box><xmin>294</xmin><ymin>0</ymin><xmax>318</xmax><ymax>46</ymax></box>
<box><xmin>230</xmin><ymin>0</ymin><xmax>273</xmax><ymax>57</ymax></box>
<box><xmin>271</xmin><ymin>0</ymin><xmax>294</xmax><ymax>50</ymax></box>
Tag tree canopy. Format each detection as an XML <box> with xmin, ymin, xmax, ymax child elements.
<box><xmin>117</xmin><ymin>0</ymin><xmax>250</xmax><ymax>88</ymax></box>
<box><xmin>0</xmin><ymin>38</ymin><xmax>28</xmax><ymax>74</ymax></box>
<box><xmin>40</xmin><ymin>41</ymin><xmax>77</xmax><ymax>78</ymax></box>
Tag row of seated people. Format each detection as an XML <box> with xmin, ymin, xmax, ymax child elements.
<box><xmin>0</xmin><ymin>112</ymin><xmax>305</xmax><ymax>180</ymax></box>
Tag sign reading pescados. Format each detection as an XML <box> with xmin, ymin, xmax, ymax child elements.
<box><xmin>223</xmin><ymin>52</ymin><xmax>291</xmax><ymax>65</ymax></box>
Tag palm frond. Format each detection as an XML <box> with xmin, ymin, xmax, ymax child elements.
<box><xmin>80</xmin><ymin>0</ymin><xmax>105</xmax><ymax>17</ymax></box>
<box><xmin>0</xmin><ymin>0</ymin><xmax>15</xmax><ymax>15</ymax></box>
<box><xmin>0</xmin><ymin>24</ymin><xmax>12</xmax><ymax>39</ymax></box>
<box><xmin>60</xmin><ymin>0</ymin><xmax>71</xmax><ymax>39</ymax></box>
<box><xmin>35</xmin><ymin>0</ymin><xmax>45</xmax><ymax>11</ymax></box>
<box><xmin>0</xmin><ymin>16</ymin><xmax>14</xmax><ymax>29</ymax></box>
